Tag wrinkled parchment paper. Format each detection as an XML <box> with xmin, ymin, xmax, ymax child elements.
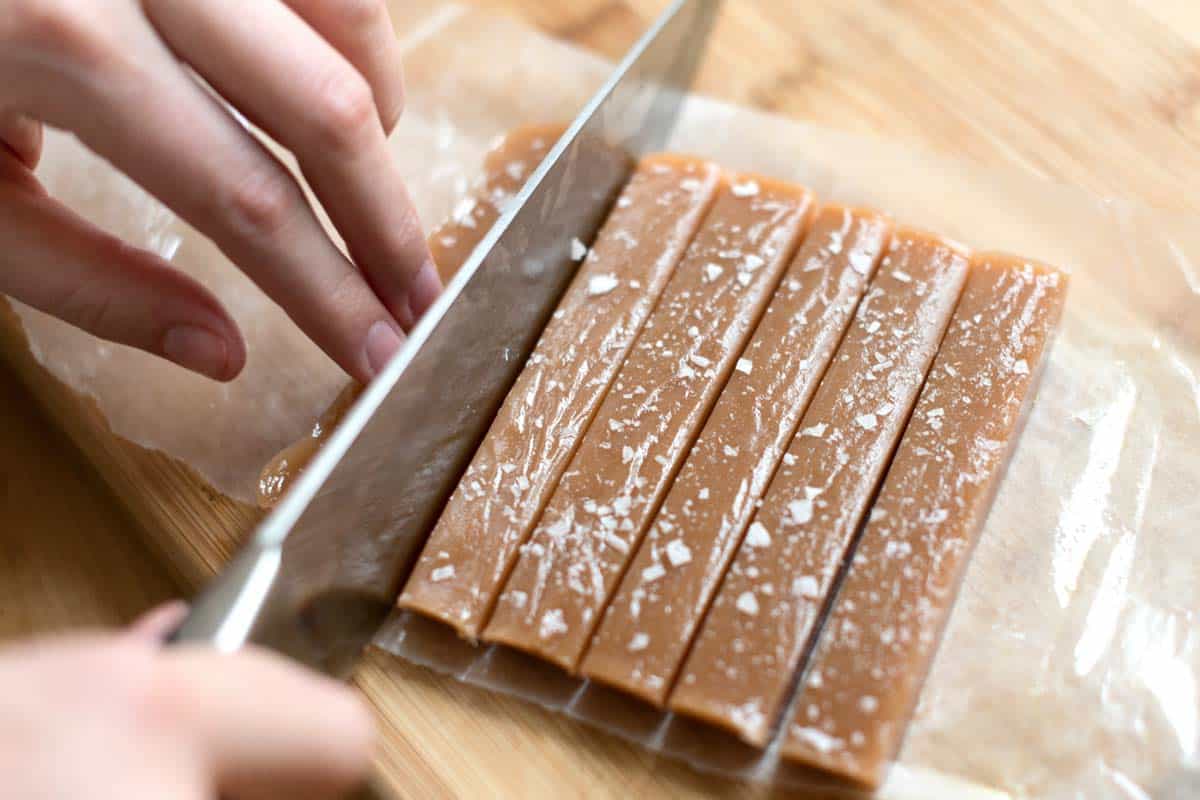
<box><xmin>13</xmin><ymin>3</ymin><xmax>1199</xmax><ymax>798</ymax></box>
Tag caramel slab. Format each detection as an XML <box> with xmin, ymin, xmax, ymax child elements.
<box><xmin>483</xmin><ymin>176</ymin><xmax>815</xmax><ymax>671</ymax></box>
<box><xmin>255</xmin><ymin>124</ymin><xmax>565</xmax><ymax>509</ymax></box>
<box><xmin>781</xmin><ymin>254</ymin><xmax>1067</xmax><ymax>788</ymax></box>
<box><xmin>580</xmin><ymin>205</ymin><xmax>893</xmax><ymax>705</ymax></box>
<box><xmin>428</xmin><ymin>123</ymin><xmax>564</xmax><ymax>282</ymax></box>
<box><xmin>669</xmin><ymin>228</ymin><xmax>969</xmax><ymax>745</ymax></box>
<box><xmin>398</xmin><ymin>156</ymin><xmax>721</xmax><ymax>638</ymax></box>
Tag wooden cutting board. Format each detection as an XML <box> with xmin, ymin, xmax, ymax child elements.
<box><xmin>3</xmin><ymin>1</ymin><xmax>1200</xmax><ymax>797</ymax></box>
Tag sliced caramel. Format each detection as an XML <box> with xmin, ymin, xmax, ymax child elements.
<box><xmin>482</xmin><ymin>176</ymin><xmax>815</xmax><ymax>671</ymax></box>
<box><xmin>781</xmin><ymin>254</ymin><xmax>1067</xmax><ymax>788</ymax></box>
<box><xmin>669</xmin><ymin>228</ymin><xmax>969</xmax><ymax>745</ymax></box>
<box><xmin>580</xmin><ymin>205</ymin><xmax>892</xmax><ymax>705</ymax></box>
<box><xmin>398</xmin><ymin>156</ymin><xmax>721</xmax><ymax>638</ymax></box>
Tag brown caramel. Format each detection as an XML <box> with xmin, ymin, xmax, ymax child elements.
<box><xmin>482</xmin><ymin>176</ymin><xmax>815</xmax><ymax>671</ymax></box>
<box><xmin>580</xmin><ymin>206</ymin><xmax>892</xmax><ymax>705</ymax></box>
<box><xmin>398</xmin><ymin>156</ymin><xmax>721</xmax><ymax>638</ymax></box>
<box><xmin>668</xmin><ymin>229</ymin><xmax>969</xmax><ymax>745</ymax></box>
<box><xmin>781</xmin><ymin>254</ymin><xmax>1067</xmax><ymax>788</ymax></box>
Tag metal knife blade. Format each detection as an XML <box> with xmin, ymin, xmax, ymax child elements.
<box><xmin>171</xmin><ymin>0</ymin><xmax>722</xmax><ymax>677</ymax></box>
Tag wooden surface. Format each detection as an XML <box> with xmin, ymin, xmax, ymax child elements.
<box><xmin>2</xmin><ymin>1</ymin><xmax>1200</xmax><ymax>798</ymax></box>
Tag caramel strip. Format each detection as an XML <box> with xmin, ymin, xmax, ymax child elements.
<box><xmin>429</xmin><ymin>123</ymin><xmax>564</xmax><ymax>283</ymax></box>
<box><xmin>781</xmin><ymin>254</ymin><xmax>1067</xmax><ymax>788</ymax></box>
<box><xmin>669</xmin><ymin>228</ymin><xmax>969</xmax><ymax>745</ymax></box>
<box><xmin>398</xmin><ymin>156</ymin><xmax>721</xmax><ymax>638</ymax></box>
<box><xmin>255</xmin><ymin>124</ymin><xmax>566</xmax><ymax>509</ymax></box>
<box><xmin>580</xmin><ymin>205</ymin><xmax>892</xmax><ymax>705</ymax></box>
<box><xmin>483</xmin><ymin>176</ymin><xmax>815</xmax><ymax>671</ymax></box>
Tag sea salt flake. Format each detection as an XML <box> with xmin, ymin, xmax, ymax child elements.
<box><xmin>735</xmin><ymin>592</ymin><xmax>759</xmax><ymax>616</ymax></box>
<box><xmin>731</xmin><ymin>179</ymin><xmax>760</xmax><ymax>197</ymax></box>
<box><xmin>588</xmin><ymin>274</ymin><xmax>619</xmax><ymax>296</ymax></box>
<box><xmin>856</xmin><ymin>413</ymin><xmax>878</xmax><ymax>430</ymax></box>
<box><xmin>570</xmin><ymin>237</ymin><xmax>588</xmax><ymax>261</ymax></box>
<box><xmin>801</xmin><ymin>423</ymin><xmax>827</xmax><ymax>438</ymax></box>
<box><xmin>736</xmin><ymin>357</ymin><xmax>753</xmax><ymax>375</ymax></box>
<box><xmin>788</xmin><ymin>498</ymin><xmax>814</xmax><ymax>525</ymax></box>
<box><xmin>792</xmin><ymin>575</ymin><xmax>819</xmax><ymax>598</ymax></box>
<box><xmin>690</xmin><ymin>353</ymin><xmax>712</xmax><ymax>368</ymax></box>
<box><xmin>430</xmin><ymin>565</ymin><xmax>456</xmax><ymax>583</ymax></box>
<box><xmin>621</xmin><ymin>445</ymin><xmax>635</xmax><ymax>464</ymax></box>
<box><xmin>791</xmin><ymin>726</ymin><xmax>842</xmax><ymax>754</ymax></box>
<box><xmin>859</xmin><ymin>695</ymin><xmax>879</xmax><ymax>713</ymax></box>
<box><xmin>629</xmin><ymin>633</ymin><xmax>650</xmax><ymax>652</ymax></box>
<box><xmin>892</xmin><ymin>269</ymin><xmax>912</xmax><ymax>283</ymax></box>
<box><xmin>745</xmin><ymin>521</ymin><xmax>771</xmax><ymax>548</ymax></box>
<box><xmin>743</xmin><ymin>254</ymin><xmax>765</xmax><ymax>271</ymax></box>
<box><xmin>641</xmin><ymin>563</ymin><xmax>666</xmax><ymax>583</ymax></box>
<box><xmin>698</xmin><ymin>487</ymin><xmax>710</xmax><ymax>500</ymax></box>
<box><xmin>783</xmin><ymin>453</ymin><xmax>797</xmax><ymax>466</ymax></box>
<box><xmin>723</xmin><ymin>445</ymin><xmax>739</xmax><ymax>457</ymax></box>
<box><xmin>666</xmin><ymin>539</ymin><xmax>692</xmax><ymax>566</ymax></box>
<box><xmin>539</xmin><ymin>609</ymin><xmax>568</xmax><ymax>639</ymax></box>
<box><xmin>1013</xmin><ymin>358</ymin><xmax>1030</xmax><ymax>375</ymax></box>
<box><xmin>703</xmin><ymin>263</ymin><xmax>724</xmax><ymax>282</ymax></box>
<box><xmin>876</xmin><ymin>402</ymin><xmax>895</xmax><ymax>416</ymax></box>
<box><xmin>736</xmin><ymin>271</ymin><xmax>753</xmax><ymax>287</ymax></box>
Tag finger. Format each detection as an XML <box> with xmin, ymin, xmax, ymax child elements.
<box><xmin>160</xmin><ymin>646</ymin><xmax>374</xmax><ymax>800</ymax></box>
<box><xmin>283</xmin><ymin>0</ymin><xmax>407</xmax><ymax>132</ymax></box>
<box><xmin>0</xmin><ymin>112</ymin><xmax>43</xmax><ymax>169</ymax></box>
<box><xmin>29</xmin><ymin>13</ymin><xmax>404</xmax><ymax>382</ymax></box>
<box><xmin>127</xmin><ymin>600</ymin><xmax>189</xmax><ymax>641</ymax></box>
<box><xmin>0</xmin><ymin>159</ymin><xmax>246</xmax><ymax>380</ymax></box>
<box><xmin>144</xmin><ymin>0</ymin><xmax>441</xmax><ymax>328</ymax></box>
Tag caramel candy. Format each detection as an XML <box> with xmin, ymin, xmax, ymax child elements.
<box><xmin>398</xmin><ymin>156</ymin><xmax>721</xmax><ymax>638</ymax></box>
<box><xmin>781</xmin><ymin>254</ymin><xmax>1067</xmax><ymax>788</ymax></box>
<box><xmin>482</xmin><ymin>176</ymin><xmax>815</xmax><ymax>672</ymax></box>
<box><xmin>255</xmin><ymin>124</ymin><xmax>565</xmax><ymax>509</ymax></box>
<box><xmin>428</xmin><ymin>123</ymin><xmax>564</xmax><ymax>283</ymax></box>
<box><xmin>669</xmin><ymin>229</ymin><xmax>969</xmax><ymax>745</ymax></box>
<box><xmin>580</xmin><ymin>206</ymin><xmax>893</xmax><ymax>705</ymax></box>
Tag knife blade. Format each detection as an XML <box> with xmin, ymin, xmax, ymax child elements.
<box><xmin>171</xmin><ymin>0</ymin><xmax>722</xmax><ymax>678</ymax></box>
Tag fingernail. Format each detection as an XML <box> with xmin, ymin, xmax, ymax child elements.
<box><xmin>406</xmin><ymin>260</ymin><xmax>443</xmax><ymax>324</ymax></box>
<box><xmin>364</xmin><ymin>320</ymin><xmax>403</xmax><ymax>377</ymax></box>
<box><xmin>162</xmin><ymin>325</ymin><xmax>230</xmax><ymax>380</ymax></box>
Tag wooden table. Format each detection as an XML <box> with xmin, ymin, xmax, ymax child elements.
<box><xmin>3</xmin><ymin>2</ymin><xmax>1199</xmax><ymax>797</ymax></box>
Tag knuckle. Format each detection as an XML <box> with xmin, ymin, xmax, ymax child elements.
<box><xmin>6</xmin><ymin>0</ymin><xmax>114</xmax><ymax>67</ymax></box>
<box><xmin>324</xmin><ymin>266</ymin><xmax>369</xmax><ymax>313</ymax></box>
<box><xmin>224</xmin><ymin>164</ymin><xmax>296</xmax><ymax>239</ymax></box>
<box><xmin>334</xmin><ymin>0</ymin><xmax>387</xmax><ymax>34</ymax></box>
<box><xmin>310</xmin><ymin>69</ymin><xmax>378</xmax><ymax>155</ymax></box>
<box><xmin>53</xmin><ymin>277</ymin><xmax>118</xmax><ymax>337</ymax></box>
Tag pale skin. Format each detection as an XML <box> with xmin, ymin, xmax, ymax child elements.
<box><xmin>0</xmin><ymin>0</ymin><xmax>437</xmax><ymax>795</ymax></box>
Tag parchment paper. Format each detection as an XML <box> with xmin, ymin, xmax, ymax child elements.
<box><xmin>12</xmin><ymin>3</ymin><xmax>1199</xmax><ymax>798</ymax></box>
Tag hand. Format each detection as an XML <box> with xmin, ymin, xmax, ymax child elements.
<box><xmin>0</xmin><ymin>0</ymin><xmax>440</xmax><ymax>383</ymax></box>
<box><xmin>0</xmin><ymin>603</ymin><xmax>375</xmax><ymax>799</ymax></box>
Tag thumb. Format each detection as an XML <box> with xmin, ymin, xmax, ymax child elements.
<box><xmin>160</xmin><ymin>645</ymin><xmax>375</xmax><ymax>799</ymax></box>
<box><xmin>0</xmin><ymin>154</ymin><xmax>246</xmax><ymax>381</ymax></box>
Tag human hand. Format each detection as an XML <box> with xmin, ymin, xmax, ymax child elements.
<box><xmin>0</xmin><ymin>0</ymin><xmax>439</xmax><ymax>383</ymax></box>
<box><xmin>0</xmin><ymin>603</ymin><xmax>375</xmax><ymax>799</ymax></box>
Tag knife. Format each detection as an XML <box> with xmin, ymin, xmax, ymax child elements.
<box><xmin>171</xmin><ymin>0</ymin><xmax>720</xmax><ymax>682</ymax></box>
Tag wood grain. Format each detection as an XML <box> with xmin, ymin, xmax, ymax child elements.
<box><xmin>3</xmin><ymin>1</ymin><xmax>1199</xmax><ymax>797</ymax></box>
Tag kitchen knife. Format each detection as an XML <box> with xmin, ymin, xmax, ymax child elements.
<box><xmin>171</xmin><ymin>0</ymin><xmax>721</xmax><ymax>680</ymax></box>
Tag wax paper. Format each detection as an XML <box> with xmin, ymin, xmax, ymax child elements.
<box><xmin>9</xmin><ymin>2</ymin><xmax>1199</xmax><ymax>797</ymax></box>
